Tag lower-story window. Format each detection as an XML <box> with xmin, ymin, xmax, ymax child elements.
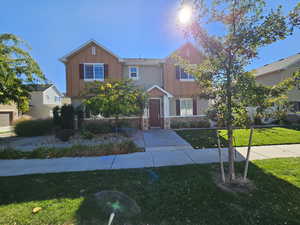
<box><xmin>180</xmin><ymin>98</ymin><xmax>193</xmax><ymax>116</ymax></box>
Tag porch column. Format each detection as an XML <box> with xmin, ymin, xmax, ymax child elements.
<box><xmin>141</xmin><ymin>106</ymin><xmax>149</xmax><ymax>130</ymax></box>
<box><xmin>163</xmin><ymin>95</ymin><xmax>171</xmax><ymax>129</ymax></box>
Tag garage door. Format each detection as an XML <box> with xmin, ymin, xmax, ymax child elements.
<box><xmin>0</xmin><ymin>112</ymin><xmax>12</xmax><ymax>127</ymax></box>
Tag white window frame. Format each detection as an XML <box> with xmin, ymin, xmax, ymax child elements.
<box><xmin>129</xmin><ymin>66</ymin><xmax>139</xmax><ymax>80</ymax></box>
<box><xmin>84</xmin><ymin>63</ymin><xmax>104</xmax><ymax>81</ymax></box>
<box><xmin>54</xmin><ymin>96</ymin><xmax>60</xmax><ymax>103</ymax></box>
<box><xmin>179</xmin><ymin>69</ymin><xmax>195</xmax><ymax>82</ymax></box>
<box><xmin>180</xmin><ymin>98</ymin><xmax>193</xmax><ymax>116</ymax></box>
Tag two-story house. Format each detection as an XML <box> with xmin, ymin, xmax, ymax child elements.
<box><xmin>59</xmin><ymin>40</ymin><xmax>209</xmax><ymax>129</ymax></box>
<box><xmin>26</xmin><ymin>84</ymin><xmax>63</xmax><ymax>119</ymax></box>
<box><xmin>254</xmin><ymin>53</ymin><xmax>300</xmax><ymax>112</ymax></box>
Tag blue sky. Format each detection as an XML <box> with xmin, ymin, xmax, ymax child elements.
<box><xmin>1</xmin><ymin>0</ymin><xmax>299</xmax><ymax>92</ymax></box>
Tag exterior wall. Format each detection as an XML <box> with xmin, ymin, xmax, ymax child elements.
<box><xmin>163</xmin><ymin>43</ymin><xmax>203</xmax><ymax>97</ymax></box>
<box><xmin>29</xmin><ymin>92</ymin><xmax>44</xmax><ymax>106</ymax></box>
<box><xmin>65</xmin><ymin>42</ymin><xmax>122</xmax><ymax>98</ymax></box>
<box><xmin>26</xmin><ymin>104</ymin><xmax>57</xmax><ymax>119</ymax></box>
<box><xmin>27</xmin><ymin>88</ymin><xmax>62</xmax><ymax>119</ymax></box>
<box><xmin>123</xmin><ymin>65</ymin><xmax>163</xmax><ymax>90</ymax></box>
<box><xmin>43</xmin><ymin>86</ymin><xmax>62</xmax><ymax>105</ymax></box>
<box><xmin>256</xmin><ymin>66</ymin><xmax>300</xmax><ymax>102</ymax></box>
<box><xmin>169</xmin><ymin>97</ymin><xmax>208</xmax><ymax>116</ymax></box>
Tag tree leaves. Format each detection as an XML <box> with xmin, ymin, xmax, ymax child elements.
<box><xmin>83</xmin><ymin>79</ymin><xmax>147</xmax><ymax>119</ymax></box>
<box><xmin>0</xmin><ymin>33</ymin><xmax>45</xmax><ymax>111</ymax></box>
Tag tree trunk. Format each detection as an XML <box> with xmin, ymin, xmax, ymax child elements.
<box><xmin>217</xmin><ymin>130</ymin><xmax>226</xmax><ymax>183</ymax></box>
<box><xmin>243</xmin><ymin>126</ymin><xmax>254</xmax><ymax>181</ymax></box>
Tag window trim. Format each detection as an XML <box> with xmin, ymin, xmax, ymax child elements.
<box><xmin>179</xmin><ymin>69</ymin><xmax>195</xmax><ymax>82</ymax></box>
<box><xmin>180</xmin><ymin>98</ymin><xmax>193</xmax><ymax>116</ymax></box>
<box><xmin>83</xmin><ymin>63</ymin><xmax>104</xmax><ymax>81</ymax></box>
<box><xmin>129</xmin><ymin>66</ymin><xmax>139</xmax><ymax>80</ymax></box>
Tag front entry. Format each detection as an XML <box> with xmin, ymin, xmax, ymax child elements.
<box><xmin>149</xmin><ymin>99</ymin><xmax>161</xmax><ymax>127</ymax></box>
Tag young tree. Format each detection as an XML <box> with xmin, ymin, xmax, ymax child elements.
<box><xmin>0</xmin><ymin>33</ymin><xmax>45</xmax><ymax>112</ymax></box>
<box><xmin>83</xmin><ymin>79</ymin><xmax>147</xmax><ymax>128</ymax></box>
<box><xmin>176</xmin><ymin>0</ymin><xmax>300</xmax><ymax>182</ymax></box>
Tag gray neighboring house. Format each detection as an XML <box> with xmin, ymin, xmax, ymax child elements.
<box><xmin>254</xmin><ymin>52</ymin><xmax>300</xmax><ymax>112</ymax></box>
<box><xmin>26</xmin><ymin>84</ymin><xmax>63</xmax><ymax>119</ymax></box>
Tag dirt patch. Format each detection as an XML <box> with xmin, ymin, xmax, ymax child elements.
<box><xmin>213</xmin><ymin>169</ymin><xmax>256</xmax><ymax>194</ymax></box>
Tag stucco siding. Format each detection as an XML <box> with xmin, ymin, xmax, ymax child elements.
<box><xmin>256</xmin><ymin>65</ymin><xmax>300</xmax><ymax>102</ymax></box>
<box><xmin>43</xmin><ymin>86</ymin><xmax>62</xmax><ymax>105</ymax></box>
<box><xmin>123</xmin><ymin>65</ymin><xmax>163</xmax><ymax>90</ymax></box>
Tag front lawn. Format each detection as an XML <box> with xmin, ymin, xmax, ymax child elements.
<box><xmin>0</xmin><ymin>158</ymin><xmax>300</xmax><ymax>225</ymax></box>
<box><xmin>176</xmin><ymin>127</ymin><xmax>300</xmax><ymax>149</ymax></box>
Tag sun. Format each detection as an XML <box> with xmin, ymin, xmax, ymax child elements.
<box><xmin>178</xmin><ymin>5</ymin><xmax>192</xmax><ymax>24</ymax></box>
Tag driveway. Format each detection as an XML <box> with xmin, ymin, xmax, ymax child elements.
<box><xmin>141</xmin><ymin>129</ymin><xmax>194</xmax><ymax>151</ymax></box>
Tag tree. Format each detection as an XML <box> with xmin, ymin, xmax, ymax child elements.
<box><xmin>0</xmin><ymin>33</ymin><xmax>45</xmax><ymax>112</ymax></box>
<box><xmin>176</xmin><ymin>0</ymin><xmax>300</xmax><ymax>183</ymax></box>
<box><xmin>83</xmin><ymin>79</ymin><xmax>147</xmax><ymax>128</ymax></box>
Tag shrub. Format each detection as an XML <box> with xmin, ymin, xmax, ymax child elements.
<box><xmin>171</xmin><ymin>121</ymin><xmax>189</xmax><ymax>129</ymax></box>
<box><xmin>15</xmin><ymin>119</ymin><xmax>54</xmax><ymax>137</ymax></box>
<box><xmin>0</xmin><ymin>140</ymin><xmax>143</xmax><ymax>159</ymax></box>
<box><xmin>83</xmin><ymin>122</ymin><xmax>113</xmax><ymax>134</ymax></box>
<box><xmin>60</xmin><ymin>104</ymin><xmax>75</xmax><ymax>129</ymax></box>
<box><xmin>52</xmin><ymin>106</ymin><xmax>61</xmax><ymax>126</ymax></box>
<box><xmin>80</xmin><ymin>130</ymin><xmax>95</xmax><ymax>139</ymax></box>
<box><xmin>191</xmin><ymin>120</ymin><xmax>211</xmax><ymax>128</ymax></box>
<box><xmin>55</xmin><ymin>129</ymin><xmax>74</xmax><ymax>142</ymax></box>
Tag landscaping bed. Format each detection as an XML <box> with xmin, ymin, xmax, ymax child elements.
<box><xmin>0</xmin><ymin>139</ymin><xmax>141</xmax><ymax>159</ymax></box>
<box><xmin>176</xmin><ymin>127</ymin><xmax>300</xmax><ymax>149</ymax></box>
<box><xmin>0</xmin><ymin>157</ymin><xmax>299</xmax><ymax>225</ymax></box>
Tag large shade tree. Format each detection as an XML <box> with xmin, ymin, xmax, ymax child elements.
<box><xmin>0</xmin><ymin>33</ymin><xmax>45</xmax><ymax>112</ymax></box>
<box><xmin>176</xmin><ymin>0</ymin><xmax>300</xmax><ymax>182</ymax></box>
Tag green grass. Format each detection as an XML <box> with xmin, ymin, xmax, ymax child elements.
<box><xmin>0</xmin><ymin>140</ymin><xmax>142</xmax><ymax>159</ymax></box>
<box><xmin>176</xmin><ymin>127</ymin><xmax>300</xmax><ymax>149</ymax></box>
<box><xmin>0</xmin><ymin>158</ymin><xmax>300</xmax><ymax>225</ymax></box>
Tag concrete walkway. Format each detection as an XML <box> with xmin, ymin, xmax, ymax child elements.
<box><xmin>133</xmin><ymin>129</ymin><xmax>194</xmax><ymax>151</ymax></box>
<box><xmin>0</xmin><ymin>144</ymin><xmax>299</xmax><ymax>177</ymax></box>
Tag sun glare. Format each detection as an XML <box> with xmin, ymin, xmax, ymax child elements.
<box><xmin>178</xmin><ymin>5</ymin><xmax>192</xmax><ymax>24</ymax></box>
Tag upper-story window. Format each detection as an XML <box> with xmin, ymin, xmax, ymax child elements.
<box><xmin>129</xmin><ymin>66</ymin><xmax>139</xmax><ymax>80</ymax></box>
<box><xmin>176</xmin><ymin>66</ymin><xmax>195</xmax><ymax>81</ymax></box>
<box><xmin>84</xmin><ymin>63</ymin><xmax>104</xmax><ymax>81</ymax></box>
<box><xmin>180</xmin><ymin>70</ymin><xmax>195</xmax><ymax>81</ymax></box>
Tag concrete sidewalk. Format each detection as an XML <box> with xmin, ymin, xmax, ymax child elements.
<box><xmin>0</xmin><ymin>144</ymin><xmax>299</xmax><ymax>177</ymax></box>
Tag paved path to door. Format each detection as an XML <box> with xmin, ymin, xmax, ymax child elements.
<box><xmin>0</xmin><ymin>144</ymin><xmax>299</xmax><ymax>177</ymax></box>
<box><xmin>138</xmin><ymin>129</ymin><xmax>194</xmax><ymax>151</ymax></box>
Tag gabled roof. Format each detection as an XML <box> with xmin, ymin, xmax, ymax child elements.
<box><xmin>59</xmin><ymin>39</ymin><xmax>120</xmax><ymax>63</ymax></box>
<box><xmin>27</xmin><ymin>84</ymin><xmax>53</xmax><ymax>92</ymax></box>
<box><xmin>165</xmin><ymin>42</ymin><xmax>202</xmax><ymax>59</ymax></box>
<box><xmin>122</xmin><ymin>58</ymin><xmax>165</xmax><ymax>65</ymax></box>
<box><xmin>27</xmin><ymin>84</ymin><xmax>63</xmax><ymax>96</ymax></box>
<box><xmin>254</xmin><ymin>52</ymin><xmax>300</xmax><ymax>77</ymax></box>
<box><xmin>146</xmin><ymin>85</ymin><xmax>173</xmax><ymax>98</ymax></box>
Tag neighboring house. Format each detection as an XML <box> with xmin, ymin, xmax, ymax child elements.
<box><xmin>254</xmin><ymin>52</ymin><xmax>300</xmax><ymax>112</ymax></box>
<box><xmin>0</xmin><ymin>103</ymin><xmax>19</xmax><ymax>131</ymax></box>
<box><xmin>26</xmin><ymin>84</ymin><xmax>63</xmax><ymax>119</ymax></box>
<box><xmin>60</xmin><ymin>40</ymin><xmax>209</xmax><ymax>129</ymax></box>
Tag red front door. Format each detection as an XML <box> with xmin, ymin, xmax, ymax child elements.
<box><xmin>149</xmin><ymin>99</ymin><xmax>161</xmax><ymax>127</ymax></box>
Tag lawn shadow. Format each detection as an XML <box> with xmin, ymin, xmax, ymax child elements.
<box><xmin>0</xmin><ymin>158</ymin><xmax>300</xmax><ymax>224</ymax></box>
